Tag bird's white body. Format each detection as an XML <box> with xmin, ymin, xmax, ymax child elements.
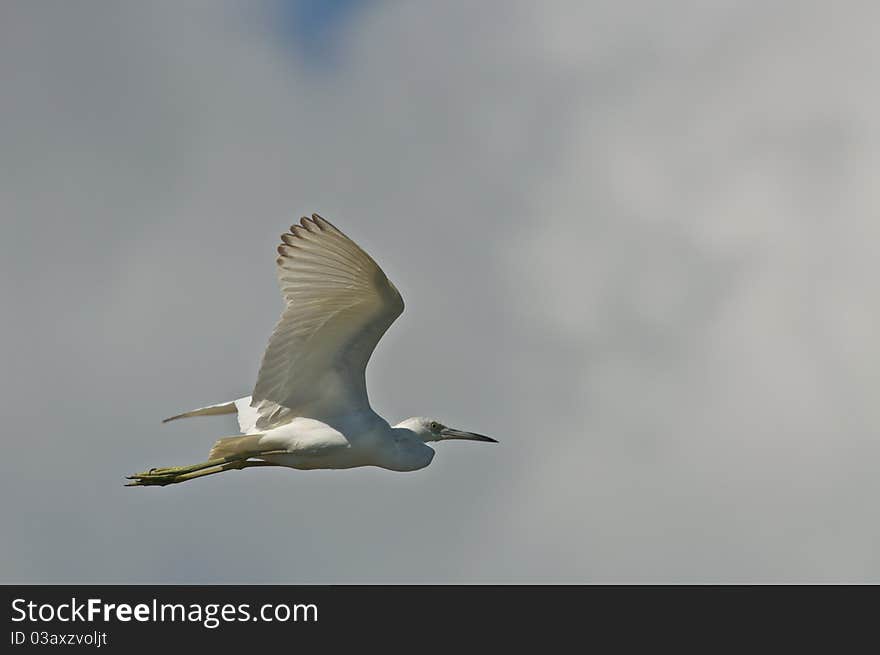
<box><xmin>129</xmin><ymin>214</ymin><xmax>493</xmax><ymax>487</ymax></box>
<box><xmin>214</xmin><ymin>397</ymin><xmax>436</xmax><ymax>472</ymax></box>
<box><xmin>261</xmin><ymin>416</ymin><xmax>435</xmax><ymax>472</ymax></box>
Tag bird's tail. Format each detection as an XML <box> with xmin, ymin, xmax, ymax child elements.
<box><xmin>162</xmin><ymin>401</ymin><xmax>238</xmax><ymax>423</ymax></box>
<box><xmin>208</xmin><ymin>434</ymin><xmax>265</xmax><ymax>460</ymax></box>
<box><xmin>162</xmin><ymin>396</ymin><xmax>261</xmax><ymax>434</ymax></box>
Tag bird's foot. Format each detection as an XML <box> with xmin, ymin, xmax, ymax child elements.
<box><xmin>124</xmin><ymin>470</ymin><xmax>179</xmax><ymax>486</ymax></box>
<box><xmin>132</xmin><ymin>459</ymin><xmax>223</xmax><ymax>478</ymax></box>
<box><xmin>125</xmin><ymin>456</ymin><xmax>255</xmax><ymax>487</ymax></box>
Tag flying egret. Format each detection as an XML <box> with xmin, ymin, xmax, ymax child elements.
<box><xmin>127</xmin><ymin>214</ymin><xmax>495</xmax><ymax>487</ymax></box>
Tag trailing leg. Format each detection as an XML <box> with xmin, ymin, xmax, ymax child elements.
<box><xmin>125</xmin><ymin>453</ymin><xmax>283</xmax><ymax>487</ymax></box>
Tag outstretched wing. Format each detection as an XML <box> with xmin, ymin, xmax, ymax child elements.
<box><xmin>251</xmin><ymin>214</ymin><xmax>404</xmax><ymax>428</ymax></box>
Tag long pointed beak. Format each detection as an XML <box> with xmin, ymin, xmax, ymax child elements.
<box><xmin>439</xmin><ymin>427</ymin><xmax>498</xmax><ymax>443</ymax></box>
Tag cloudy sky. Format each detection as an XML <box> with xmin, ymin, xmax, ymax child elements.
<box><xmin>2</xmin><ymin>0</ymin><xmax>878</xmax><ymax>582</ymax></box>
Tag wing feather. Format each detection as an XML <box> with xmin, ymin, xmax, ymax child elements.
<box><xmin>250</xmin><ymin>214</ymin><xmax>404</xmax><ymax>428</ymax></box>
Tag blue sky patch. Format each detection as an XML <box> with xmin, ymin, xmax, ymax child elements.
<box><xmin>273</xmin><ymin>0</ymin><xmax>373</xmax><ymax>67</ymax></box>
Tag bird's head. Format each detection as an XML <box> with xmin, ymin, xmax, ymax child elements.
<box><xmin>395</xmin><ymin>417</ymin><xmax>497</xmax><ymax>444</ymax></box>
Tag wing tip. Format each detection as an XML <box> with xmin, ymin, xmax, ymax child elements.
<box><xmin>285</xmin><ymin>213</ymin><xmax>336</xmax><ymax>239</ymax></box>
<box><xmin>312</xmin><ymin>213</ymin><xmax>335</xmax><ymax>233</ymax></box>
<box><xmin>300</xmin><ymin>215</ymin><xmax>321</xmax><ymax>232</ymax></box>
<box><xmin>289</xmin><ymin>223</ymin><xmax>308</xmax><ymax>239</ymax></box>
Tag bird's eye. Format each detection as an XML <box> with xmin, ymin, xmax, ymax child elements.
<box><xmin>430</xmin><ymin>422</ymin><xmax>441</xmax><ymax>431</ymax></box>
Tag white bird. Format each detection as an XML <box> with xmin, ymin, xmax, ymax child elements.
<box><xmin>127</xmin><ymin>214</ymin><xmax>495</xmax><ymax>486</ymax></box>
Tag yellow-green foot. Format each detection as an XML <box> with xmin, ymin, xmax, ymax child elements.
<box><xmin>125</xmin><ymin>456</ymin><xmax>276</xmax><ymax>487</ymax></box>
